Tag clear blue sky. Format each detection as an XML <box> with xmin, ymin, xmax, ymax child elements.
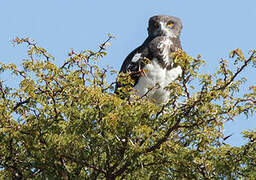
<box><xmin>0</xmin><ymin>0</ymin><xmax>255</xmax><ymax>146</ymax></box>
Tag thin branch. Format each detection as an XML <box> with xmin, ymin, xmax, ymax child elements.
<box><xmin>217</xmin><ymin>50</ymin><xmax>256</xmax><ymax>91</ymax></box>
<box><xmin>61</xmin><ymin>35</ymin><xmax>114</xmax><ymax>69</ymax></box>
<box><xmin>135</xmin><ymin>83</ymin><xmax>160</xmax><ymax>101</ymax></box>
<box><xmin>14</xmin><ymin>37</ymin><xmax>51</xmax><ymax>61</ymax></box>
<box><xmin>0</xmin><ymin>80</ymin><xmax>6</xmax><ymax>99</ymax></box>
<box><xmin>220</xmin><ymin>58</ymin><xmax>228</xmax><ymax>82</ymax></box>
<box><xmin>144</xmin><ymin>118</ymin><xmax>181</xmax><ymax>153</ymax></box>
<box><xmin>13</xmin><ymin>98</ymin><xmax>31</xmax><ymax>111</ymax></box>
<box><xmin>181</xmin><ymin>67</ymin><xmax>190</xmax><ymax>99</ymax></box>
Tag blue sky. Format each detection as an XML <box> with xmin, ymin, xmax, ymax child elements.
<box><xmin>0</xmin><ymin>0</ymin><xmax>255</xmax><ymax>146</ymax></box>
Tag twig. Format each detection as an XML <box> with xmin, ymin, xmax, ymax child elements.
<box><xmin>217</xmin><ymin>50</ymin><xmax>256</xmax><ymax>91</ymax></box>
<box><xmin>14</xmin><ymin>37</ymin><xmax>51</xmax><ymax>61</ymax></box>
<box><xmin>0</xmin><ymin>81</ymin><xmax>6</xmax><ymax>99</ymax></box>
<box><xmin>13</xmin><ymin>98</ymin><xmax>31</xmax><ymax>111</ymax></box>
<box><xmin>61</xmin><ymin>35</ymin><xmax>114</xmax><ymax>69</ymax></box>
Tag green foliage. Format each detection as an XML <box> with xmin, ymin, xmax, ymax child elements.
<box><xmin>0</xmin><ymin>37</ymin><xmax>255</xmax><ymax>179</ymax></box>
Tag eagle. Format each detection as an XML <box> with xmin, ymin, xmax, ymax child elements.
<box><xmin>115</xmin><ymin>15</ymin><xmax>183</xmax><ymax>104</ymax></box>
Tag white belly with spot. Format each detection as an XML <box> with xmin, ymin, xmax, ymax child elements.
<box><xmin>134</xmin><ymin>59</ymin><xmax>182</xmax><ymax>104</ymax></box>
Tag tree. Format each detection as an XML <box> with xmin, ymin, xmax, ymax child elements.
<box><xmin>0</xmin><ymin>36</ymin><xmax>255</xmax><ymax>179</ymax></box>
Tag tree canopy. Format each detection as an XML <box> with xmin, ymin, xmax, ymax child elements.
<box><xmin>0</xmin><ymin>36</ymin><xmax>255</xmax><ymax>179</ymax></box>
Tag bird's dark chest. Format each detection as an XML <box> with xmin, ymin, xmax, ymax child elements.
<box><xmin>147</xmin><ymin>36</ymin><xmax>175</xmax><ymax>68</ymax></box>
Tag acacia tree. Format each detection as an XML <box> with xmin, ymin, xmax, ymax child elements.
<box><xmin>0</xmin><ymin>36</ymin><xmax>255</xmax><ymax>179</ymax></box>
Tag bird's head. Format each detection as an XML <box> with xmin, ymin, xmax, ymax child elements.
<box><xmin>148</xmin><ymin>15</ymin><xmax>182</xmax><ymax>38</ymax></box>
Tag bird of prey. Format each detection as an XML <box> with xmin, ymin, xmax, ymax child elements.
<box><xmin>115</xmin><ymin>15</ymin><xmax>183</xmax><ymax>104</ymax></box>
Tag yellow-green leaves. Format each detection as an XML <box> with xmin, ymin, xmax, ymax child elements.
<box><xmin>229</xmin><ymin>48</ymin><xmax>245</xmax><ymax>61</ymax></box>
<box><xmin>0</xmin><ymin>37</ymin><xmax>255</xmax><ymax>179</ymax></box>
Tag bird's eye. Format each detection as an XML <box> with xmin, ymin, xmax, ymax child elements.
<box><xmin>168</xmin><ymin>21</ymin><xmax>174</xmax><ymax>27</ymax></box>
